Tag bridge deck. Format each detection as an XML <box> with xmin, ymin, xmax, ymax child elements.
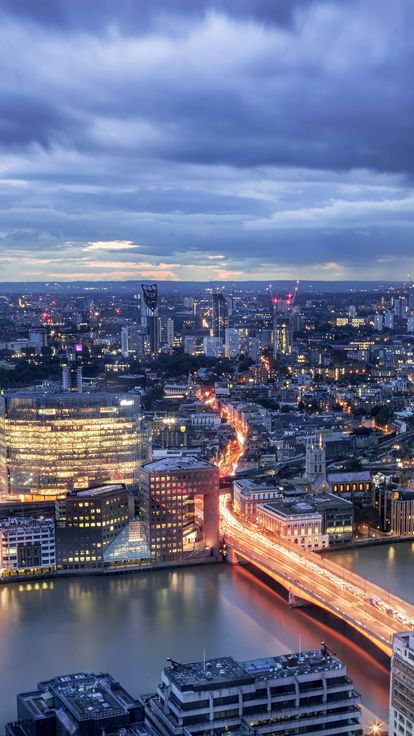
<box><xmin>221</xmin><ymin>501</ymin><xmax>414</xmax><ymax>657</ymax></box>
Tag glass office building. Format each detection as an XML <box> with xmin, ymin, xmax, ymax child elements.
<box><xmin>0</xmin><ymin>391</ymin><xmax>148</xmax><ymax>500</ymax></box>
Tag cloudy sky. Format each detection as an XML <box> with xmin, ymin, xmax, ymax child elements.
<box><xmin>0</xmin><ymin>0</ymin><xmax>413</xmax><ymax>282</ymax></box>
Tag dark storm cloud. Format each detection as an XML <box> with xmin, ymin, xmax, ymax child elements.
<box><xmin>0</xmin><ymin>0</ymin><xmax>338</xmax><ymax>32</ymax></box>
<box><xmin>0</xmin><ymin>0</ymin><xmax>413</xmax><ymax>280</ymax></box>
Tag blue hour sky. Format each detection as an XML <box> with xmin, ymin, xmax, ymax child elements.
<box><xmin>0</xmin><ymin>0</ymin><xmax>413</xmax><ymax>282</ymax></box>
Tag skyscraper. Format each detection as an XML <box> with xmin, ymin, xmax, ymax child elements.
<box><xmin>142</xmin><ymin>283</ymin><xmax>160</xmax><ymax>354</ymax></box>
<box><xmin>160</xmin><ymin>316</ymin><xmax>174</xmax><ymax>347</ymax></box>
<box><xmin>409</xmin><ymin>282</ymin><xmax>414</xmax><ymax>310</ymax></box>
<box><xmin>60</xmin><ymin>345</ymin><xmax>83</xmax><ymax>392</ymax></box>
<box><xmin>273</xmin><ymin>315</ymin><xmax>293</xmax><ymax>356</ymax></box>
<box><xmin>224</xmin><ymin>327</ymin><xmax>240</xmax><ymax>358</ymax></box>
<box><xmin>211</xmin><ymin>291</ymin><xmax>228</xmax><ymax>338</ymax></box>
<box><xmin>121</xmin><ymin>324</ymin><xmax>147</xmax><ymax>357</ymax></box>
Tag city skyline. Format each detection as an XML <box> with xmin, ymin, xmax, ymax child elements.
<box><xmin>1</xmin><ymin>0</ymin><xmax>413</xmax><ymax>282</ymax></box>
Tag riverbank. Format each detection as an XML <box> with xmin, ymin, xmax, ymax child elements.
<box><xmin>321</xmin><ymin>534</ymin><xmax>414</xmax><ymax>552</ymax></box>
<box><xmin>0</xmin><ymin>555</ymin><xmax>221</xmax><ymax>586</ymax></box>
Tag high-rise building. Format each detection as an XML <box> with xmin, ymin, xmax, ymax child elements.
<box><xmin>394</xmin><ymin>296</ymin><xmax>407</xmax><ymax>317</ymax></box>
<box><xmin>272</xmin><ymin>298</ymin><xmax>294</xmax><ymax>357</ymax></box>
<box><xmin>121</xmin><ymin>324</ymin><xmax>147</xmax><ymax>357</ymax></box>
<box><xmin>148</xmin><ymin>314</ymin><xmax>161</xmax><ymax>354</ymax></box>
<box><xmin>0</xmin><ymin>518</ymin><xmax>55</xmax><ymax>579</ymax></box>
<box><xmin>55</xmin><ymin>484</ymin><xmax>131</xmax><ymax>569</ymax></box>
<box><xmin>183</xmin><ymin>296</ymin><xmax>194</xmax><ymax>311</ymax></box>
<box><xmin>247</xmin><ymin>336</ymin><xmax>260</xmax><ymax>360</ymax></box>
<box><xmin>60</xmin><ymin>345</ymin><xmax>83</xmax><ymax>392</ymax></box>
<box><xmin>183</xmin><ymin>335</ymin><xmax>198</xmax><ymax>355</ymax></box>
<box><xmin>385</xmin><ymin>311</ymin><xmax>395</xmax><ymax>329</ymax></box>
<box><xmin>374</xmin><ymin>313</ymin><xmax>384</xmax><ymax>331</ymax></box>
<box><xmin>138</xmin><ymin>457</ymin><xmax>220</xmax><ymax>561</ymax></box>
<box><xmin>160</xmin><ymin>316</ymin><xmax>174</xmax><ymax>347</ymax></box>
<box><xmin>28</xmin><ymin>329</ymin><xmax>48</xmax><ymax>352</ymax></box>
<box><xmin>211</xmin><ymin>292</ymin><xmax>228</xmax><ymax>338</ymax></box>
<box><xmin>224</xmin><ymin>327</ymin><xmax>240</xmax><ymax>358</ymax></box>
<box><xmin>146</xmin><ymin>647</ymin><xmax>362</xmax><ymax>736</ymax></box>
<box><xmin>409</xmin><ymin>283</ymin><xmax>414</xmax><ymax>310</ymax></box>
<box><xmin>0</xmin><ymin>391</ymin><xmax>147</xmax><ymax>499</ymax></box>
<box><xmin>142</xmin><ymin>283</ymin><xmax>161</xmax><ymax>354</ymax></box>
<box><xmin>203</xmin><ymin>336</ymin><xmax>223</xmax><ymax>358</ymax></box>
<box><xmin>389</xmin><ymin>632</ymin><xmax>414</xmax><ymax>736</ymax></box>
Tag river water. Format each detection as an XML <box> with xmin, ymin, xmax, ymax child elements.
<box><xmin>0</xmin><ymin>555</ymin><xmax>396</xmax><ymax>731</ymax></box>
<box><xmin>329</xmin><ymin>541</ymin><xmax>414</xmax><ymax>605</ymax></box>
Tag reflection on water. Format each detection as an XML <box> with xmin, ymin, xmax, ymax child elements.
<box><xmin>329</xmin><ymin>540</ymin><xmax>414</xmax><ymax>604</ymax></box>
<box><xmin>0</xmin><ymin>564</ymin><xmax>389</xmax><ymax>729</ymax></box>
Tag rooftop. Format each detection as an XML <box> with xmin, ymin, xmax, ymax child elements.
<box><xmin>261</xmin><ymin>499</ymin><xmax>322</xmax><ymax>519</ymax></box>
<box><xmin>141</xmin><ymin>457</ymin><xmax>214</xmax><ymax>472</ymax></box>
<box><xmin>71</xmin><ymin>484</ymin><xmax>126</xmax><ymax>498</ymax></box>
<box><xmin>39</xmin><ymin>673</ymin><xmax>138</xmax><ymax>720</ymax></box>
<box><xmin>327</xmin><ymin>471</ymin><xmax>370</xmax><ymax>482</ymax></box>
<box><xmin>261</xmin><ymin>492</ymin><xmax>352</xmax><ymax>518</ymax></box>
<box><xmin>165</xmin><ymin>657</ymin><xmax>253</xmax><ymax>691</ymax></box>
<box><xmin>164</xmin><ymin>649</ymin><xmax>344</xmax><ymax>692</ymax></box>
<box><xmin>0</xmin><ymin>517</ymin><xmax>54</xmax><ymax>529</ymax></box>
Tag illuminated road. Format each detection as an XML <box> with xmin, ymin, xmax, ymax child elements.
<box><xmin>220</xmin><ymin>497</ymin><xmax>414</xmax><ymax>656</ymax></box>
<box><xmin>197</xmin><ymin>386</ymin><xmax>414</xmax><ymax>655</ymax></box>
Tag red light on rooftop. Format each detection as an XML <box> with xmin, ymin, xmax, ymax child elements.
<box><xmin>272</xmin><ymin>297</ymin><xmax>280</xmax><ymax>304</ymax></box>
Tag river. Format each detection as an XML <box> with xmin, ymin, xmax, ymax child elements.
<box><xmin>329</xmin><ymin>540</ymin><xmax>414</xmax><ymax>605</ymax></box>
<box><xmin>0</xmin><ymin>560</ymin><xmax>392</xmax><ymax>731</ymax></box>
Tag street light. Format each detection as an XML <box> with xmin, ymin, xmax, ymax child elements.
<box><xmin>367</xmin><ymin>721</ymin><xmax>384</xmax><ymax>736</ymax></box>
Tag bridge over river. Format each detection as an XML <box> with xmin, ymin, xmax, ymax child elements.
<box><xmin>220</xmin><ymin>497</ymin><xmax>414</xmax><ymax>657</ymax></box>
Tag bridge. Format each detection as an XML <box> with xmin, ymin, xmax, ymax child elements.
<box><xmin>220</xmin><ymin>497</ymin><xmax>414</xmax><ymax>657</ymax></box>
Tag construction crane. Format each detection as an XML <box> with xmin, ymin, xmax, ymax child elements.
<box><xmin>271</xmin><ymin>280</ymin><xmax>300</xmax><ymax>311</ymax></box>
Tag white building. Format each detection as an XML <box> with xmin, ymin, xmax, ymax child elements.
<box><xmin>0</xmin><ymin>518</ymin><xmax>56</xmax><ymax>578</ymax></box>
<box><xmin>203</xmin><ymin>336</ymin><xmax>224</xmax><ymax>358</ymax></box>
<box><xmin>164</xmin><ymin>383</ymin><xmax>189</xmax><ymax>400</ymax></box>
<box><xmin>233</xmin><ymin>479</ymin><xmax>281</xmax><ymax>517</ymax></box>
<box><xmin>224</xmin><ymin>328</ymin><xmax>240</xmax><ymax>358</ymax></box>
<box><xmin>183</xmin><ymin>335</ymin><xmax>198</xmax><ymax>355</ymax></box>
<box><xmin>190</xmin><ymin>413</ymin><xmax>221</xmax><ymax>429</ymax></box>
<box><xmin>389</xmin><ymin>632</ymin><xmax>414</xmax><ymax>736</ymax></box>
<box><xmin>257</xmin><ymin>499</ymin><xmax>328</xmax><ymax>550</ymax></box>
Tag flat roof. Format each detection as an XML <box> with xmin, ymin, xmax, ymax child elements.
<box><xmin>261</xmin><ymin>499</ymin><xmax>321</xmax><ymax>519</ymax></box>
<box><xmin>141</xmin><ymin>457</ymin><xmax>214</xmax><ymax>472</ymax></box>
<box><xmin>0</xmin><ymin>517</ymin><xmax>54</xmax><ymax>529</ymax></box>
<box><xmin>261</xmin><ymin>492</ymin><xmax>352</xmax><ymax>517</ymax></box>
<box><xmin>164</xmin><ymin>650</ymin><xmax>344</xmax><ymax>691</ymax></box>
<box><xmin>44</xmin><ymin>673</ymin><xmax>138</xmax><ymax>719</ymax></box>
<box><xmin>165</xmin><ymin>657</ymin><xmax>253</xmax><ymax>691</ymax></box>
<box><xmin>73</xmin><ymin>484</ymin><xmax>126</xmax><ymax>498</ymax></box>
